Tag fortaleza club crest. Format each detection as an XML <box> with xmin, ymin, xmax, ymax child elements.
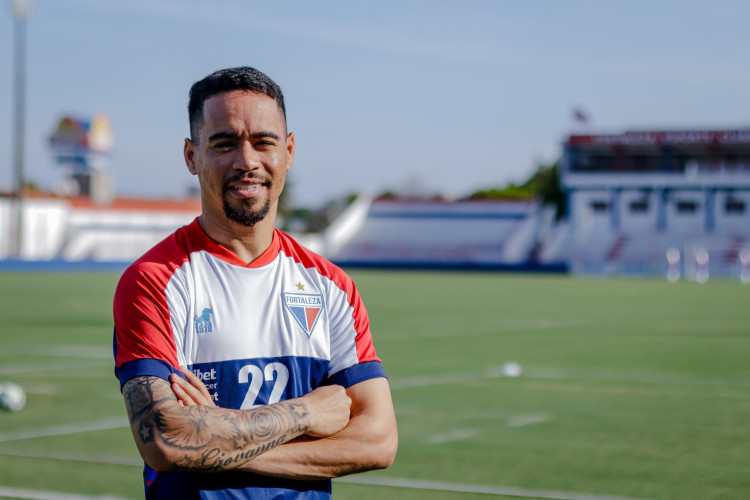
<box><xmin>283</xmin><ymin>292</ymin><xmax>324</xmax><ymax>338</ymax></box>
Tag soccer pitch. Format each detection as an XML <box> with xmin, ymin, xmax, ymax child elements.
<box><xmin>0</xmin><ymin>271</ymin><xmax>748</xmax><ymax>500</ymax></box>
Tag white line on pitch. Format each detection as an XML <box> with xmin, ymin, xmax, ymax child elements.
<box><xmin>507</xmin><ymin>413</ymin><xmax>551</xmax><ymax>427</ymax></box>
<box><xmin>389</xmin><ymin>372</ymin><xmax>476</xmax><ymax>389</ymax></box>
<box><xmin>0</xmin><ymin>417</ymin><xmax>129</xmax><ymax>443</ymax></box>
<box><xmin>0</xmin><ymin>360</ymin><xmax>111</xmax><ymax>375</ymax></box>
<box><xmin>0</xmin><ymin>451</ymin><xmax>654</xmax><ymax>500</ymax></box>
<box><xmin>22</xmin><ymin>384</ymin><xmax>58</xmax><ymax>395</ymax></box>
<box><xmin>522</xmin><ymin>369</ymin><xmax>750</xmax><ymax>389</ymax></box>
<box><xmin>390</xmin><ymin>365</ymin><xmax>750</xmax><ymax>393</ymax></box>
<box><xmin>0</xmin><ymin>486</ymin><xmax>131</xmax><ymax>500</ymax></box>
<box><xmin>382</xmin><ymin>319</ymin><xmax>588</xmax><ymax>340</ymax></box>
<box><xmin>5</xmin><ymin>344</ymin><xmax>112</xmax><ymax>359</ymax></box>
<box><xmin>389</xmin><ymin>366</ymin><xmax>563</xmax><ymax>390</ymax></box>
<box><xmin>426</xmin><ymin>428</ymin><xmax>477</xmax><ymax>444</ymax></box>
<box><xmin>0</xmin><ymin>449</ymin><xmax>141</xmax><ymax>467</ymax></box>
<box><xmin>398</xmin><ymin>407</ymin><xmax>510</xmax><ymax>420</ymax></box>
<box><xmin>389</xmin><ymin>366</ymin><xmax>556</xmax><ymax>390</ymax></box>
<box><xmin>335</xmin><ymin>476</ymin><xmax>654</xmax><ymax>500</ymax></box>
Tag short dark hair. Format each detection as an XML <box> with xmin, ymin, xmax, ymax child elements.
<box><xmin>187</xmin><ymin>66</ymin><xmax>286</xmax><ymax>142</ymax></box>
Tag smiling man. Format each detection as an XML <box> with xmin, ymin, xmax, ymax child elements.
<box><xmin>113</xmin><ymin>67</ymin><xmax>397</xmax><ymax>499</ymax></box>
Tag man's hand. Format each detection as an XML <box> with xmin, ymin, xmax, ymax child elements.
<box><xmin>170</xmin><ymin>367</ymin><xmax>352</xmax><ymax>436</ymax></box>
<box><xmin>171</xmin><ymin>367</ymin><xmax>216</xmax><ymax>407</ymax></box>
<box><xmin>300</xmin><ymin>385</ymin><xmax>352</xmax><ymax>437</ymax></box>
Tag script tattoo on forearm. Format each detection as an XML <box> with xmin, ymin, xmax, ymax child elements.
<box><xmin>122</xmin><ymin>376</ymin><xmax>310</xmax><ymax>472</ymax></box>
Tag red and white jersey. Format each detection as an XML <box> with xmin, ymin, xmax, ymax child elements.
<box><xmin>113</xmin><ymin>218</ymin><xmax>385</xmax><ymax>499</ymax></box>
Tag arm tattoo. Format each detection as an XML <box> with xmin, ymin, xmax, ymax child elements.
<box><xmin>122</xmin><ymin>376</ymin><xmax>310</xmax><ymax>472</ymax></box>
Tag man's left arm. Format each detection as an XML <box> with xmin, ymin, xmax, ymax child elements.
<box><xmin>172</xmin><ymin>373</ymin><xmax>397</xmax><ymax>479</ymax></box>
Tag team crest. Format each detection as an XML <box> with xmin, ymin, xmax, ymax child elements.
<box><xmin>283</xmin><ymin>292</ymin><xmax>324</xmax><ymax>338</ymax></box>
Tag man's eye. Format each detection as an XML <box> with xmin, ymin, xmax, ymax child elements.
<box><xmin>215</xmin><ymin>142</ymin><xmax>234</xmax><ymax>149</ymax></box>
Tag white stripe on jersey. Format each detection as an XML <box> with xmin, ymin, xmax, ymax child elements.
<box><xmin>164</xmin><ymin>248</ymin><xmax>359</xmax><ymax>377</ymax></box>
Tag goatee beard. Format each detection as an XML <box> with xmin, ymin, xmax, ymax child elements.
<box><xmin>221</xmin><ymin>173</ymin><xmax>272</xmax><ymax>227</ymax></box>
<box><xmin>223</xmin><ymin>197</ymin><xmax>271</xmax><ymax>227</ymax></box>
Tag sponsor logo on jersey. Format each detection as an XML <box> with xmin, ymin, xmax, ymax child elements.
<box><xmin>191</xmin><ymin>367</ymin><xmax>219</xmax><ymax>402</ymax></box>
<box><xmin>283</xmin><ymin>292</ymin><xmax>324</xmax><ymax>338</ymax></box>
<box><xmin>194</xmin><ymin>307</ymin><xmax>214</xmax><ymax>333</ymax></box>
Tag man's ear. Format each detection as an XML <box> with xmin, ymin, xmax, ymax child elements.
<box><xmin>285</xmin><ymin>131</ymin><xmax>295</xmax><ymax>173</ymax></box>
<box><xmin>184</xmin><ymin>138</ymin><xmax>197</xmax><ymax>175</ymax></box>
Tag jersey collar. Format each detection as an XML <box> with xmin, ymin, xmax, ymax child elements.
<box><xmin>187</xmin><ymin>218</ymin><xmax>280</xmax><ymax>268</ymax></box>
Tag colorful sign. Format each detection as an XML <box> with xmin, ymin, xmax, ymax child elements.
<box><xmin>49</xmin><ymin>114</ymin><xmax>113</xmax><ymax>166</ymax></box>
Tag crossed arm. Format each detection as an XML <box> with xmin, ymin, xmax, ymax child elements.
<box><xmin>122</xmin><ymin>369</ymin><xmax>397</xmax><ymax>479</ymax></box>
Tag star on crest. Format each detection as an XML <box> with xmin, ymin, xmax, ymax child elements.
<box><xmin>296</xmin><ymin>282</ymin><xmax>305</xmax><ymax>290</ymax></box>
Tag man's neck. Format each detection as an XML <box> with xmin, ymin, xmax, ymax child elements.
<box><xmin>198</xmin><ymin>212</ymin><xmax>276</xmax><ymax>264</ymax></box>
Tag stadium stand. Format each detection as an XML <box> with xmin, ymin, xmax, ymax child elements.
<box><xmin>327</xmin><ymin>199</ymin><xmax>562</xmax><ymax>270</ymax></box>
<box><xmin>561</xmin><ymin>129</ymin><xmax>750</xmax><ymax>278</ymax></box>
<box><xmin>0</xmin><ymin>194</ymin><xmax>199</xmax><ymax>262</ymax></box>
<box><xmin>2</xmin><ymin>128</ymin><xmax>749</xmax><ymax>280</ymax></box>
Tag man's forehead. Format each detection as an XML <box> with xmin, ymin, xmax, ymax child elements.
<box><xmin>203</xmin><ymin>91</ymin><xmax>279</xmax><ymax>116</ymax></box>
<box><xmin>200</xmin><ymin>91</ymin><xmax>286</xmax><ymax>134</ymax></box>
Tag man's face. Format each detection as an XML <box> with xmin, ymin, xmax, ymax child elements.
<box><xmin>184</xmin><ymin>90</ymin><xmax>294</xmax><ymax>228</ymax></box>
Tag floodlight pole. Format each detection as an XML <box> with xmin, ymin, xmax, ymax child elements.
<box><xmin>11</xmin><ymin>0</ymin><xmax>30</xmax><ymax>258</ymax></box>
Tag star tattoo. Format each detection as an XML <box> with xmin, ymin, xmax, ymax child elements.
<box><xmin>139</xmin><ymin>423</ymin><xmax>154</xmax><ymax>442</ymax></box>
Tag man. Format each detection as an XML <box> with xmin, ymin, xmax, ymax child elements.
<box><xmin>113</xmin><ymin>66</ymin><xmax>398</xmax><ymax>499</ymax></box>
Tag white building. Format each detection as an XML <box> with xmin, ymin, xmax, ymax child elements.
<box><xmin>0</xmin><ymin>195</ymin><xmax>200</xmax><ymax>263</ymax></box>
<box><xmin>559</xmin><ymin>129</ymin><xmax>750</xmax><ymax>278</ymax></box>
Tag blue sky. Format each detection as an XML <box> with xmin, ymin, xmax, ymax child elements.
<box><xmin>1</xmin><ymin>0</ymin><xmax>748</xmax><ymax>207</ymax></box>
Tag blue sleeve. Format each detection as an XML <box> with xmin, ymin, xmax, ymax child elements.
<box><xmin>326</xmin><ymin>360</ymin><xmax>386</xmax><ymax>388</ymax></box>
<box><xmin>115</xmin><ymin>358</ymin><xmax>187</xmax><ymax>390</ymax></box>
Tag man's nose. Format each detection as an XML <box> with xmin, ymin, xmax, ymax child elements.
<box><xmin>234</xmin><ymin>142</ymin><xmax>261</xmax><ymax>171</ymax></box>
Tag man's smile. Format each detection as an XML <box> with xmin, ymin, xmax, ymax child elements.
<box><xmin>224</xmin><ymin>176</ymin><xmax>270</xmax><ymax>199</ymax></box>
<box><xmin>227</xmin><ymin>184</ymin><xmax>266</xmax><ymax>198</ymax></box>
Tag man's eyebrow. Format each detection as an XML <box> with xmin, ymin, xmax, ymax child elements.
<box><xmin>250</xmin><ymin>131</ymin><xmax>281</xmax><ymax>141</ymax></box>
<box><xmin>207</xmin><ymin>131</ymin><xmax>281</xmax><ymax>143</ymax></box>
<box><xmin>207</xmin><ymin>131</ymin><xmax>240</xmax><ymax>143</ymax></box>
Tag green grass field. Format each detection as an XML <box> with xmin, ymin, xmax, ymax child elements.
<box><xmin>0</xmin><ymin>270</ymin><xmax>749</xmax><ymax>500</ymax></box>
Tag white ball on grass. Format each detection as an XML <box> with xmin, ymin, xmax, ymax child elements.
<box><xmin>500</xmin><ymin>362</ymin><xmax>522</xmax><ymax>377</ymax></box>
<box><xmin>0</xmin><ymin>382</ymin><xmax>27</xmax><ymax>412</ymax></box>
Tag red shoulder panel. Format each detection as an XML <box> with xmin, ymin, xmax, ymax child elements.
<box><xmin>113</xmin><ymin>221</ymin><xmax>196</xmax><ymax>368</ymax></box>
<box><xmin>276</xmin><ymin>230</ymin><xmax>380</xmax><ymax>364</ymax></box>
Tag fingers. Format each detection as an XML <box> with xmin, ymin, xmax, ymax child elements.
<box><xmin>180</xmin><ymin>366</ymin><xmax>215</xmax><ymax>402</ymax></box>
<box><xmin>169</xmin><ymin>368</ymin><xmax>216</xmax><ymax>407</ymax></box>
<box><xmin>170</xmin><ymin>377</ymin><xmax>197</xmax><ymax>406</ymax></box>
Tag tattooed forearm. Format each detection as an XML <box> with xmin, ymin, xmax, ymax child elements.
<box><xmin>175</xmin><ymin>435</ymin><xmax>288</xmax><ymax>471</ymax></box>
<box><xmin>122</xmin><ymin>376</ymin><xmax>311</xmax><ymax>472</ymax></box>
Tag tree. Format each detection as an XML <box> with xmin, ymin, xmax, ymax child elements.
<box><xmin>523</xmin><ymin>161</ymin><xmax>567</xmax><ymax>220</ymax></box>
<box><xmin>463</xmin><ymin>184</ymin><xmax>534</xmax><ymax>201</ymax></box>
<box><xmin>463</xmin><ymin>160</ymin><xmax>567</xmax><ymax>220</ymax></box>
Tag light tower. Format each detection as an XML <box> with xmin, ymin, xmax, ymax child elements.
<box><xmin>11</xmin><ymin>0</ymin><xmax>31</xmax><ymax>257</ymax></box>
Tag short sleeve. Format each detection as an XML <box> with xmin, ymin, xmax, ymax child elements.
<box><xmin>113</xmin><ymin>256</ymin><xmax>183</xmax><ymax>387</ymax></box>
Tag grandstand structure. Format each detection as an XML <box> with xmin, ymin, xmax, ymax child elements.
<box><xmin>325</xmin><ymin>198</ymin><xmax>562</xmax><ymax>270</ymax></box>
<box><xmin>2</xmin><ymin>127</ymin><xmax>749</xmax><ymax>281</ymax></box>
<box><xmin>0</xmin><ymin>193</ymin><xmax>564</xmax><ymax>271</ymax></box>
<box><xmin>0</xmin><ymin>194</ymin><xmax>199</xmax><ymax>262</ymax></box>
<box><xmin>560</xmin><ymin>129</ymin><xmax>750</xmax><ymax>278</ymax></box>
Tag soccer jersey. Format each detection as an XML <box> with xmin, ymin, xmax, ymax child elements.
<box><xmin>113</xmin><ymin>218</ymin><xmax>385</xmax><ymax>499</ymax></box>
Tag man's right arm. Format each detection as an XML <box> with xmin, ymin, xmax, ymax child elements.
<box><xmin>122</xmin><ymin>375</ymin><xmax>350</xmax><ymax>472</ymax></box>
